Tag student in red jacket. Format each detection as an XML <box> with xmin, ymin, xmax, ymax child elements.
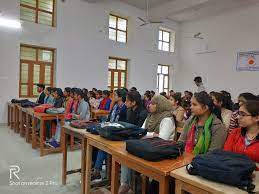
<box><xmin>224</xmin><ymin>100</ymin><xmax>259</xmax><ymax>163</ymax></box>
<box><xmin>98</xmin><ymin>90</ymin><xmax>112</xmax><ymax>110</ymax></box>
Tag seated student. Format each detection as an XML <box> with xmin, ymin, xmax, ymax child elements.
<box><xmin>44</xmin><ymin>87</ymin><xmax>54</xmax><ymax>104</ymax></box>
<box><xmin>63</xmin><ymin>87</ymin><xmax>73</xmax><ymax>120</ymax></box>
<box><xmin>72</xmin><ymin>89</ymin><xmax>90</xmax><ymax>121</ymax></box>
<box><xmin>52</xmin><ymin>88</ymin><xmax>64</xmax><ymax>108</ymax></box>
<box><xmin>71</xmin><ymin>88</ymin><xmax>79</xmax><ymax>114</ymax></box>
<box><xmin>95</xmin><ymin>89</ymin><xmax>103</xmax><ymax>106</ymax></box>
<box><xmin>224</xmin><ymin>100</ymin><xmax>259</xmax><ymax>162</ymax></box>
<box><xmin>160</xmin><ymin>92</ymin><xmax>168</xmax><ymax>99</ymax></box>
<box><xmin>92</xmin><ymin>89</ymin><xmax>128</xmax><ymax>182</ymax></box>
<box><xmin>150</xmin><ymin>90</ymin><xmax>155</xmax><ymax>98</ymax></box>
<box><xmin>142</xmin><ymin>95</ymin><xmax>175</xmax><ymax>140</ymax></box>
<box><xmin>169</xmin><ymin>92</ymin><xmax>185</xmax><ymax>125</ymax></box>
<box><xmin>143</xmin><ymin>91</ymin><xmax>151</xmax><ymax>112</ymax></box>
<box><xmin>178</xmin><ymin>91</ymin><xmax>228</xmax><ymax>154</ymax></box>
<box><xmin>119</xmin><ymin>91</ymin><xmax>148</xmax><ymax>193</ymax></box>
<box><xmin>130</xmin><ymin>86</ymin><xmax>137</xmax><ymax>92</ymax></box>
<box><xmin>211</xmin><ymin>92</ymin><xmax>233</xmax><ymax>129</ymax></box>
<box><xmin>169</xmin><ymin>90</ymin><xmax>175</xmax><ymax>98</ymax></box>
<box><xmin>229</xmin><ymin>93</ymin><xmax>257</xmax><ymax>131</ymax></box>
<box><xmin>88</xmin><ymin>91</ymin><xmax>98</xmax><ymax>109</ymax></box>
<box><xmin>98</xmin><ymin>90</ymin><xmax>112</xmax><ymax>110</ymax></box>
<box><xmin>182</xmin><ymin>98</ymin><xmax>192</xmax><ymax>121</ymax></box>
<box><xmin>36</xmin><ymin>84</ymin><xmax>46</xmax><ymax>104</ymax></box>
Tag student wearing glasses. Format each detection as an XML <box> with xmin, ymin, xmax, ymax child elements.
<box><xmin>224</xmin><ymin>100</ymin><xmax>259</xmax><ymax>162</ymax></box>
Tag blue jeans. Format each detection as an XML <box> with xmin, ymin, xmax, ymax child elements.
<box><xmin>94</xmin><ymin>150</ymin><xmax>107</xmax><ymax>171</ymax></box>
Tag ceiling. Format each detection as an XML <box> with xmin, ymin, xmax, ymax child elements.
<box><xmin>119</xmin><ymin>0</ymin><xmax>259</xmax><ymax>22</ymax></box>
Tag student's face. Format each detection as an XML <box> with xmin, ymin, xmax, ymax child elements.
<box><xmin>37</xmin><ymin>87</ymin><xmax>43</xmax><ymax>93</ymax></box>
<box><xmin>170</xmin><ymin>91</ymin><xmax>175</xmax><ymax>96</ymax></box>
<box><xmin>126</xmin><ymin>98</ymin><xmax>136</xmax><ymax>108</ymax></box>
<box><xmin>44</xmin><ymin>89</ymin><xmax>50</xmax><ymax>96</ymax></box>
<box><xmin>53</xmin><ymin>91</ymin><xmax>58</xmax><ymax>99</ymax></box>
<box><xmin>103</xmin><ymin>94</ymin><xmax>108</xmax><ymax>98</ymax></box>
<box><xmin>114</xmin><ymin>92</ymin><xmax>120</xmax><ymax>102</ymax></box>
<box><xmin>191</xmin><ymin>97</ymin><xmax>209</xmax><ymax>116</ymax></box>
<box><xmin>63</xmin><ymin>91</ymin><xmax>68</xmax><ymax>97</ymax></box>
<box><xmin>96</xmin><ymin>93</ymin><xmax>101</xmax><ymax>99</ymax></box>
<box><xmin>169</xmin><ymin>97</ymin><xmax>177</xmax><ymax>107</ymax></box>
<box><xmin>238</xmin><ymin>96</ymin><xmax>246</xmax><ymax>107</ymax></box>
<box><xmin>74</xmin><ymin>94</ymin><xmax>79</xmax><ymax>100</ymax></box>
<box><xmin>211</xmin><ymin>96</ymin><xmax>221</xmax><ymax>107</ymax></box>
<box><xmin>149</xmin><ymin>102</ymin><xmax>157</xmax><ymax>113</ymax></box>
<box><xmin>238</xmin><ymin>105</ymin><xmax>259</xmax><ymax>128</ymax></box>
<box><xmin>144</xmin><ymin>95</ymin><xmax>148</xmax><ymax>101</ymax></box>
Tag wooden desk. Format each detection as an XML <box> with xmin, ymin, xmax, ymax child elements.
<box><xmin>7</xmin><ymin>102</ymin><xmax>15</xmax><ymax>129</ymax></box>
<box><xmin>16</xmin><ymin>105</ymin><xmax>26</xmax><ymax>137</ymax></box>
<box><xmin>91</xmin><ymin>109</ymin><xmax>110</xmax><ymax>119</ymax></box>
<box><xmin>12</xmin><ymin>103</ymin><xmax>21</xmax><ymax>133</ymax></box>
<box><xmin>62</xmin><ymin>125</ymin><xmax>88</xmax><ymax>194</ymax></box>
<box><xmin>170</xmin><ymin>166</ymin><xmax>259</xmax><ymax>194</ymax></box>
<box><xmin>30</xmin><ymin>110</ymin><xmax>65</xmax><ymax>156</ymax></box>
<box><xmin>24</xmin><ymin>108</ymin><xmax>34</xmax><ymax>143</ymax></box>
<box><xmin>84</xmin><ymin>133</ymin><xmax>124</xmax><ymax>194</ymax></box>
<box><xmin>111</xmin><ymin>147</ymin><xmax>193</xmax><ymax>194</ymax></box>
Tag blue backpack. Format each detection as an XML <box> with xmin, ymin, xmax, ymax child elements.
<box><xmin>186</xmin><ymin>149</ymin><xmax>256</xmax><ymax>193</ymax></box>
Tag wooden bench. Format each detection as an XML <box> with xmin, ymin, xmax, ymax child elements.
<box><xmin>7</xmin><ymin>102</ymin><xmax>15</xmax><ymax>129</ymax></box>
<box><xmin>170</xmin><ymin>166</ymin><xmax>259</xmax><ymax>194</ymax></box>
<box><xmin>91</xmin><ymin>109</ymin><xmax>110</xmax><ymax>119</ymax></box>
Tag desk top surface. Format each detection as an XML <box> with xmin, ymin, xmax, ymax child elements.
<box><xmin>170</xmin><ymin>166</ymin><xmax>259</xmax><ymax>194</ymax></box>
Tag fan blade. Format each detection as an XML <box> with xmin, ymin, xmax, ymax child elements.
<box><xmin>140</xmin><ymin>23</ymin><xmax>149</xmax><ymax>26</ymax></box>
<box><xmin>138</xmin><ymin>17</ymin><xmax>147</xmax><ymax>23</ymax></box>
<box><xmin>149</xmin><ymin>21</ymin><xmax>163</xmax><ymax>24</ymax></box>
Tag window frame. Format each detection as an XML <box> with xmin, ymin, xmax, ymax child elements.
<box><xmin>156</xmin><ymin>64</ymin><xmax>170</xmax><ymax>94</ymax></box>
<box><xmin>20</xmin><ymin>0</ymin><xmax>56</xmax><ymax>27</ymax></box>
<box><xmin>158</xmin><ymin>29</ymin><xmax>173</xmax><ymax>52</ymax></box>
<box><xmin>108</xmin><ymin>57</ymin><xmax>128</xmax><ymax>92</ymax></box>
<box><xmin>109</xmin><ymin>14</ymin><xmax>128</xmax><ymax>43</ymax></box>
<box><xmin>19</xmin><ymin>44</ymin><xmax>55</xmax><ymax>98</ymax></box>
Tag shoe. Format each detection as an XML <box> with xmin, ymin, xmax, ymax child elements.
<box><xmin>91</xmin><ymin>172</ymin><xmax>102</xmax><ymax>183</ymax></box>
<box><xmin>48</xmin><ymin>139</ymin><xmax>60</xmax><ymax>148</ymax></box>
<box><xmin>118</xmin><ymin>184</ymin><xmax>131</xmax><ymax>194</ymax></box>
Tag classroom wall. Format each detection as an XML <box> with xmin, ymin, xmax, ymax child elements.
<box><xmin>0</xmin><ymin>0</ymin><xmax>179</xmax><ymax>124</ymax></box>
<box><xmin>176</xmin><ymin>3</ymin><xmax>259</xmax><ymax>100</ymax></box>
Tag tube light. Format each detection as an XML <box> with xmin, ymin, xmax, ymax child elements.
<box><xmin>0</xmin><ymin>17</ymin><xmax>21</xmax><ymax>29</ymax></box>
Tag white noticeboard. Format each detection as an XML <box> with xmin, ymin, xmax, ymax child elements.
<box><xmin>237</xmin><ymin>51</ymin><xmax>259</xmax><ymax>71</ymax></box>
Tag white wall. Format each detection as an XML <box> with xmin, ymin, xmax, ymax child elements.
<box><xmin>0</xmin><ymin>0</ymin><xmax>179</xmax><ymax>123</ymax></box>
<box><xmin>177</xmin><ymin>4</ymin><xmax>259</xmax><ymax>100</ymax></box>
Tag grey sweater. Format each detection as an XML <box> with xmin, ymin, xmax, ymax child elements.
<box><xmin>76</xmin><ymin>99</ymin><xmax>90</xmax><ymax>121</ymax></box>
<box><xmin>178</xmin><ymin>114</ymin><xmax>228</xmax><ymax>152</ymax></box>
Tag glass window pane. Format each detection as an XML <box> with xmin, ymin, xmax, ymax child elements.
<box><xmin>158</xmin><ymin>41</ymin><xmax>162</xmax><ymax>50</ymax></box>
<box><xmin>20</xmin><ymin>6</ymin><xmax>36</xmax><ymax>23</ymax></box>
<box><xmin>162</xmin><ymin>42</ymin><xmax>169</xmax><ymax>52</ymax></box>
<box><xmin>109</xmin><ymin>28</ymin><xmax>116</xmax><ymax>41</ymax></box>
<box><xmin>21</xmin><ymin>0</ymin><xmax>36</xmax><ymax>7</ymax></box>
<box><xmin>118</xmin><ymin>18</ymin><xmax>127</xmax><ymax>31</ymax></box>
<box><xmin>117</xmin><ymin>31</ymin><xmax>126</xmax><ymax>43</ymax></box>
<box><xmin>33</xmin><ymin>85</ymin><xmax>38</xmax><ymax>96</ymax></box>
<box><xmin>39</xmin><ymin>0</ymin><xmax>53</xmax><ymax>12</ymax></box>
<box><xmin>38</xmin><ymin>11</ymin><xmax>52</xmax><ymax>26</ymax></box>
<box><xmin>108</xmin><ymin>71</ymin><xmax>111</xmax><ymax>87</ymax></box>
<box><xmin>21</xmin><ymin>85</ymin><xmax>28</xmax><ymax>96</ymax></box>
<box><xmin>21</xmin><ymin>63</ymin><xmax>29</xmax><ymax>84</ymax></box>
<box><xmin>117</xmin><ymin>60</ymin><xmax>126</xmax><ymax>70</ymax></box>
<box><xmin>38</xmin><ymin>49</ymin><xmax>53</xmax><ymax>62</ymax></box>
<box><xmin>163</xmin><ymin>31</ymin><xmax>170</xmax><ymax>42</ymax></box>
<box><xmin>159</xmin><ymin>75</ymin><xmax>163</xmax><ymax>93</ymax></box>
<box><xmin>162</xmin><ymin>66</ymin><xmax>169</xmax><ymax>74</ymax></box>
<box><xmin>21</xmin><ymin>47</ymin><xmax>36</xmax><ymax>60</ymax></box>
<box><xmin>121</xmin><ymin>72</ymin><xmax>125</xmax><ymax>87</ymax></box>
<box><xmin>164</xmin><ymin>76</ymin><xmax>168</xmax><ymax>88</ymax></box>
<box><xmin>108</xmin><ymin>59</ymin><xmax>116</xmax><ymax>69</ymax></box>
<box><xmin>33</xmin><ymin>64</ymin><xmax>40</xmax><ymax>84</ymax></box>
<box><xmin>159</xmin><ymin>30</ymin><xmax>162</xmax><ymax>41</ymax></box>
<box><xmin>44</xmin><ymin>65</ymin><xmax>51</xmax><ymax>84</ymax></box>
<box><xmin>109</xmin><ymin>15</ymin><xmax>117</xmax><ymax>28</ymax></box>
<box><xmin>114</xmin><ymin>72</ymin><xmax>118</xmax><ymax>87</ymax></box>
<box><xmin>157</xmin><ymin>65</ymin><xmax>161</xmax><ymax>74</ymax></box>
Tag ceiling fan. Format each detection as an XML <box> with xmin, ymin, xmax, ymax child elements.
<box><xmin>138</xmin><ymin>0</ymin><xmax>163</xmax><ymax>27</ymax></box>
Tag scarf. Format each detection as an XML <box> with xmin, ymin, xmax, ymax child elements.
<box><xmin>185</xmin><ymin>114</ymin><xmax>213</xmax><ymax>155</ymax></box>
<box><xmin>145</xmin><ymin>95</ymin><xmax>173</xmax><ymax>133</ymax></box>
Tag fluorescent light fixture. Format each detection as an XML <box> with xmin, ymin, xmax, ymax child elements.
<box><xmin>0</xmin><ymin>17</ymin><xmax>21</xmax><ymax>29</ymax></box>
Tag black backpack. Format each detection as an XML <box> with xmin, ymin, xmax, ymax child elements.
<box><xmin>126</xmin><ymin>137</ymin><xmax>183</xmax><ymax>161</ymax></box>
<box><xmin>186</xmin><ymin>149</ymin><xmax>256</xmax><ymax>193</ymax></box>
<box><xmin>98</xmin><ymin>121</ymin><xmax>147</xmax><ymax>141</ymax></box>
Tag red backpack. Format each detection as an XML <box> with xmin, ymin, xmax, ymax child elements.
<box><xmin>33</xmin><ymin>104</ymin><xmax>53</xmax><ymax>113</ymax></box>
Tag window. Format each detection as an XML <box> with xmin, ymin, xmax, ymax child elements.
<box><xmin>20</xmin><ymin>0</ymin><xmax>55</xmax><ymax>26</ymax></box>
<box><xmin>158</xmin><ymin>29</ymin><xmax>175</xmax><ymax>52</ymax></box>
<box><xmin>108</xmin><ymin>57</ymin><xmax>127</xmax><ymax>91</ymax></box>
<box><xmin>109</xmin><ymin>14</ymin><xmax>128</xmax><ymax>43</ymax></box>
<box><xmin>157</xmin><ymin>65</ymin><xmax>169</xmax><ymax>94</ymax></box>
<box><xmin>20</xmin><ymin>45</ymin><xmax>55</xmax><ymax>98</ymax></box>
